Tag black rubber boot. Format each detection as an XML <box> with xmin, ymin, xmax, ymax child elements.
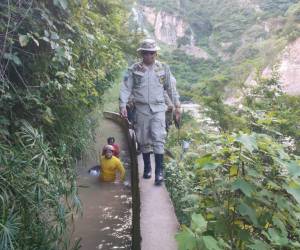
<box><xmin>142</xmin><ymin>153</ymin><xmax>152</xmax><ymax>179</ymax></box>
<box><xmin>154</xmin><ymin>154</ymin><xmax>164</xmax><ymax>186</ymax></box>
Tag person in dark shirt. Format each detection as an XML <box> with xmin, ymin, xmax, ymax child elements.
<box><xmin>102</xmin><ymin>137</ymin><xmax>120</xmax><ymax>158</ymax></box>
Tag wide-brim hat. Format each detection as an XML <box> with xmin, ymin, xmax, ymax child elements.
<box><xmin>137</xmin><ymin>38</ymin><xmax>160</xmax><ymax>52</ymax></box>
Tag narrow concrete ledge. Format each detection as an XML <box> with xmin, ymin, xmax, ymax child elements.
<box><xmin>138</xmin><ymin>155</ymin><xmax>179</xmax><ymax>250</ymax></box>
<box><xmin>104</xmin><ymin>112</ymin><xmax>141</xmax><ymax>250</ymax></box>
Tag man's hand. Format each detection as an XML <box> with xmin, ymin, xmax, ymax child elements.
<box><xmin>120</xmin><ymin>107</ymin><xmax>127</xmax><ymax>118</ymax></box>
<box><xmin>167</xmin><ymin>104</ymin><xmax>174</xmax><ymax>112</ymax></box>
<box><xmin>174</xmin><ymin>106</ymin><xmax>181</xmax><ymax>129</ymax></box>
<box><xmin>175</xmin><ymin>106</ymin><xmax>181</xmax><ymax>123</ymax></box>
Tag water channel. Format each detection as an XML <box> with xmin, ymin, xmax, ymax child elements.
<box><xmin>71</xmin><ymin>118</ymin><xmax>132</xmax><ymax>250</ymax></box>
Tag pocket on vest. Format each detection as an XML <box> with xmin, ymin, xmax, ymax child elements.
<box><xmin>133</xmin><ymin>71</ymin><xmax>144</xmax><ymax>87</ymax></box>
<box><xmin>155</xmin><ymin>70</ymin><xmax>166</xmax><ymax>86</ymax></box>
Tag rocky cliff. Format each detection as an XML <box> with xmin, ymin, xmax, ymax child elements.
<box><xmin>263</xmin><ymin>37</ymin><xmax>300</xmax><ymax>95</ymax></box>
<box><xmin>226</xmin><ymin>37</ymin><xmax>300</xmax><ymax>105</ymax></box>
<box><xmin>140</xmin><ymin>6</ymin><xmax>186</xmax><ymax>45</ymax></box>
<box><xmin>138</xmin><ymin>5</ymin><xmax>210</xmax><ymax>59</ymax></box>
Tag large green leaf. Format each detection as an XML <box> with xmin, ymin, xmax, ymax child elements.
<box><xmin>196</xmin><ymin>154</ymin><xmax>213</xmax><ymax>166</ymax></box>
<box><xmin>272</xmin><ymin>217</ymin><xmax>287</xmax><ymax>237</ymax></box>
<box><xmin>232</xmin><ymin>179</ymin><xmax>255</xmax><ymax>197</ymax></box>
<box><xmin>285</xmin><ymin>181</ymin><xmax>300</xmax><ymax>204</ymax></box>
<box><xmin>286</xmin><ymin>161</ymin><xmax>300</xmax><ymax>179</ymax></box>
<box><xmin>236</xmin><ymin>134</ymin><xmax>258</xmax><ymax>153</ymax></box>
<box><xmin>238</xmin><ymin>202</ymin><xmax>258</xmax><ymax>226</ymax></box>
<box><xmin>19</xmin><ymin>34</ymin><xmax>29</xmax><ymax>47</ymax></box>
<box><xmin>3</xmin><ymin>53</ymin><xmax>22</xmax><ymax>66</ymax></box>
<box><xmin>291</xmin><ymin>241</ymin><xmax>300</xmax><ymax>248</ymax></box>
<box><xmin>247</xmin><ymin>239</ymin><xmax>271</xmax><ymax>250</ymax></box>
<box><xmin>276</xmin><ymin>196</ymin><xmax>291</xmax><ymax>211</ymax></box>
<box><xmin>176</xmin><ymin>226</ymin><xmax>197</xmax><ymax>250</ymax></box>
<box><xmin>201</xmin><ymin>236</ymin><xmax>222</xmax><ymax>250</ymax></box>
<box><xmin>196</xmin><ymin>154</ymin><xmax>221</xmax><ymax>170</ymax></box>
<box><xmin>191</xmin><ymin>213</ymin><xmax>207</xmax><ymax>233</ymax></box>
<box><xmin>265</xmin><ymin>228</ymin><xmax>289</xmax><ymax>246</ymax></box>
<box><xmin>213</xmin><ymin>219</ymin><xmax>228</xmax><ymax>235</ymax></box>
<box><xmin>247</xmin><ymin>168</ymin><xmax>260</xmax><ymax>177</ymax></box>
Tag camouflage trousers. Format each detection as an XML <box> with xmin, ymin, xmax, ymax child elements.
<box><xmin>135</xmin><ymin>110</ymin><xmax>166</xmax><ymax>154</ymax></box>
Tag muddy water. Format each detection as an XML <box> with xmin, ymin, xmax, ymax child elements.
<box><xmin>71</xmin><ymin>118</ymin><xmax>132</xmax><ymax>250</ymax></box>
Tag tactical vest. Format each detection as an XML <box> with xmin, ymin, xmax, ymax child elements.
<box><xmin>130</xmin><ymin>61</ymin><xmax>169</xmax><ymax>109</ymax></box>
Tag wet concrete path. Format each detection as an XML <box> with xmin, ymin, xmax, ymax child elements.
<box><xmin>71</xmin><ymin>117</ymin><xmax>132</xmax><ymax>250</ymax></box>
<box><xmin>138</xmin><ymin>155</ymin><xmax>179</xmax><ymax>250</ymax></box>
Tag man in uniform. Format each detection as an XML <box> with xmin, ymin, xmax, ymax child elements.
<box><xmin>119</xmin><ymin>38</ymin><xmax>180</xmax><ymax>185</ymax></box>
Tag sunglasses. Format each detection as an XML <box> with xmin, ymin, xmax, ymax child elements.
<box><xmin>141</xmin><ymin>51</ymin><xmax>156</xmax><ymax>55</ymax></box>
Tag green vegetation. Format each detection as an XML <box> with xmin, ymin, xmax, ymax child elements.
<box><xmin>0</xmin><ymin>0</ymin><xmax>135</xmax><ymax>249</ymax></box>
<box><xmin>165</xmin><ymin>76</ymin><xmax>300</xmax><ymax>249</ymax></box>
<box><xmin>1</xmin><ymin>0</ymin><xmax>300</xmax><ymax>249</ymax></box>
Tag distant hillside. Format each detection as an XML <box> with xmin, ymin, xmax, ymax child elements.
<box><xmin>138</xmin><ymin>0</ymin><xmax>299</xmax><ymax>57</ymax></box>
<box><xmin>132</xmin><ymin>0</ymin><xmax>300</xmax><ymax>99</ymax></box>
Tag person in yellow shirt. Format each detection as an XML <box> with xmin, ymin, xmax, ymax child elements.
<box><xmin>100</xmin><ymin>145</ymin><xmax>125</xmax><ymax>182</ymax></box>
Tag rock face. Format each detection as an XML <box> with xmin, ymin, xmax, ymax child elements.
<box><xmin>278</xmin><ymin>37</ymin><xmax>300</xmax><ymax>95</ymax></box>
<box><xmin>263</xmin><ymin>18</ymin><xmax>285</xmax><ymax>33</ymax></box>
<box><xmin>139</xmin><ymin>5</ymin><xmax>210</xmax><ymax>59</ymax></box>
<box><xmin>226</xmin><ymin>37</ymin><xmax>300</xmax><ymax>104</ymax></box>
<box><xmin>263</xmin><ymin>37</ymin><xmax>300</xmax><ymax>95</ymax></box>
<box><xmin>237</xmin><ymin>0</ymin><xmax>262</xmax><ymax>12</ymax></box>
<box><xmin>141</xmin><ymin>6</ymin><xmax>187</xmax><ymax>45</ymax></box>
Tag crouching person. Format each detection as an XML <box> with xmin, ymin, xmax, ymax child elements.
<box><xmin>100</xmin><ymin>145</ymin><xmax>125</xmax><ymax>182</ymax></box>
